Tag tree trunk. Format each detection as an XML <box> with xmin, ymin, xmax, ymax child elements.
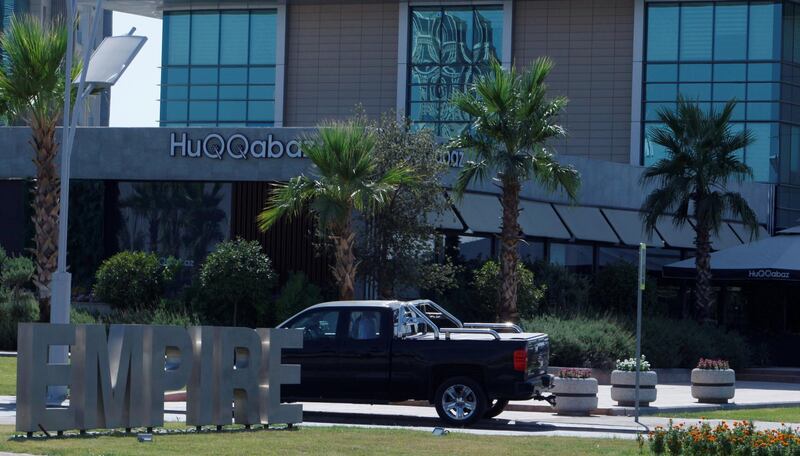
<box><xmin>331</xmin><ymin>217</ymin><xmax>357</xmax><ymax>300</ymax></box>
<box><xmin>499</xmin><ymin>179</ymin><xmax>522</xmax><ymax>323</ymax></box>
<box><xmin>694</xmin><ymin>222</ymin><xmax>714</xmax><ymax>323</ymax></box>
<box><xmin>29</xmin><ymin>114</ymin><xmax>60</xmax><ymax>321</ymax></box>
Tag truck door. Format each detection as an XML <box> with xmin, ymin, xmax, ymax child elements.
<box><xmin>281</xmin><ymin>308</ymin><xmax>344</xmax><ymax>401</ymax></box>
<box><xmin>336</xmin><ymin>308</ymin><xmax>392</xmax><ymax>402</ymax></box>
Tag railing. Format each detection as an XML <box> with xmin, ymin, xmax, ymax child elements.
<box><xmin>463</xmin><ymin>322</ymin><xmax>523</xmax><ymax>333</ymax></box>
<box><xmin>440</xmin><ymin>328</ymin><xmax>501</xmax><ymax>340</ymax></box>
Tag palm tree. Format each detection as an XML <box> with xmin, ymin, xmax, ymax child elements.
<box><xmin>0</xmin><ymin>15</ymin><xmax>80</xmax><ymax>319</ymax></box>
<box><xmin>451</xmin><ymin>58</ymin><xmax>581</xmax><ymax>323</ymax></box>
<box><xmin>641</xmin><ymin>98</ymin><xmax>760</xmax><ymax>323</ymax></box>
<box><xmin>257</xmin><ymin>120</ymin><xmax>415</xmax><ymax>300</ymax></box>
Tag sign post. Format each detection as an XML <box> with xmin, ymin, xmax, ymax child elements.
<box><xmin>634</xmin><ymin>243</ymin><xmax>646</xmax><ymax>423</ymax></box>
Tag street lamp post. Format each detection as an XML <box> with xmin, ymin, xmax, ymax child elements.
<box><xmin>48</xmin><ymin>0</ymin><xmax>147</xmax><ymax>402</ymax></box>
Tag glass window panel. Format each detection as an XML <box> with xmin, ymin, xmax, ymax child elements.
<box><xmin>409</xmin><ymin>102</ymin><xmax>440</xmax><ymax>121</ymax></box>
<box><xmin>679</xmin><ymin>83</ymin><xmax>711</xmax><ymax>100</ymax></box>
<box><xmin>440</xmin><ymin>123</ymin><xmax>469</xmax><ymax>138</ymax></box>
<box><xmin>680</xmin><ymin>64</ymin><xmax>712</xmax><ymax>82</ymax></box>
<box><xmin>165</xmin><ymin>13</ymin><xmax>190</xmax><ymax>65</ymax></box>
<box><xmin>749</xmin><ymin>2</ymin><xmax>781</xmax><ymax>60</ymax></box>
<box><xmin>248</xmin><ymin>85</ymin><xmax>275</xmax><ymax>100</ymax></box>
<box><xmin>646</xmin><ymin>102</ymin><xmax>675</xmax><ymax>121</ymax></box>
<box><xmin>189</xmin><ymin>85</ymin><xmax>217</xmax><ymax>100</ymax></box>
<box><xmin>644</xmin><ymin>123</ymin><xmax>669</xmax><ymax>166</ymax></box>
<box><xmin>746</xmin><ymin>102</ymin><xmax>779</xmax><ymax>121</ymax></box>
<box><xmin>598</xmin><ymin>248</ymin><xmax>638</xmax><ymax>268</ymax></box>
<box><xmin>713</xmin><ymin>64</ymin><xmax>746</xmax><ymax>82</ymax></box>
<box><xmin>795</xmin><ymin>4</ymin><xmax>800</xmax><ymax>63</ymax></box>
<box><xmin>791</xmin><ymin>126</ymin><xmax>800</xmax><ymax>184</ymax></box>
<box><xmin>248</xmin><ymin>101</ymin><xmax>275</xmax><ymax>121</ymax></box>
<box><xmin>783</xmin><ymin>3</ymin><xmax>795</xmax><ymax>62</ymax></box>
<box><xmin>519</xmin><ymin>242</ymin><xmax>545</xmax><ymax>263</ymax></box>
<box><xmin>680</xmin><ymin>4</ymin><xmax>713</xmax><ymax>61</ymax></box>
<box><xmin>647</xmin><ymin>5</ymin><xmax>679</xmax><ymax>60</ymax></box>
<box><xmin>164</xmin><ymin>67</ymin><xmax>189</xmax><ymax>85</ymax></box>
<box><xmin>712</xmin><ymin>102</ymin><xmax>746</xmax><ymax>121</ymax></box>
<box><xmin>646</xmin><ymin>64</ymin><xmax>678</xmax><ymax>82</ymax></box>
<box><xmin>411</xmin><ymin>65</ymin><xmax>441</xmax><ymax>85</ymax></box>
<box><xmin>748</xmin><ymin>83</ymin><xmax>779</xmax><ymax>101</ymax></box>
<box><xmin>714</xmin><ymin>3</ymin><xmax>747</xmax><ymax>61</ymax></box>
<box><xmin>190</xmin><ymin>12</ymin><xmax>220</xmax><ymax>65</ymax></box>
<box><xmin>249</xmin><ymin>67</ymin><xmax>275</xmax><ymax>84</ymax></box>
<box><xmin>250</xmin><ymin>11</ymin><xmax>277</xmax><ymax>65</ymax></box>
<box><xmin>646</xmin><ymin>83</ymin><xmax>677</xmax><ymax>101</ymax></box>
<box><xmin>458</xmin><ymin>236</ymin><xmax>493</xmax><ymax>261</ymax></box>
<box><xmin>220</xmin><ymin>12</ymin><xmax>249</xmax><ymax>65</ymax></box>
<box><xmin>474</xmin><ymin>8</ymin><xmax>503</xmax><ymax>64</ymax></box>
<box><xmin>219</xmin><ymin>86</ymin><xmax>248</xmax><ymax>100</ymax></box>
<box><xmin>549</xmin><ymin>243</ymin><xmax>593</xmax><ymax>274</ymax></box>
<box><xmin>189</xmin><ymin>101</ymin><xmax>217</xmax><ymax>122</ymax></box>
<box><xmin>165</xmin><ymin>85</ymin><xmax>188</xmax><ymax>99</ymax></box>
<box><xmin>713</xmin><ymin>83</ymin><xmax>745</xmax><ymax>102</ymax></box>
<box><xmin>748</xmin><ymin>63</ymin><xmax>779</xmax><ymax>81</ymax></box>
<box><xmin>191</xmin><ymin>67</ymin><xmax>218</xmax><ymax>84</ymax></box>
<box><xmin>218</xmin><ymin>101</ymin><xmax>247</xmax><ymax>121</ymax></box>
<box><xmin>746</xmin><ymin>123</ymin><xmax>779</xmax><ymax>182</ymax></box>
<box><xmin>410</xmin><ymin>84</ymin><xmax>447</xmax><ymax>102</ymax></box>
<box><xmin>219</xmin><ymin>67</ymin><xmax>248</xmax><ymax>84</ymax></box>
<box><xmin>411</xmin><ymin>9</ymin><xmax>442</xmax><ymax>65</ymax></box>
<box><xmin>441</xmin><ymin>9</ymin><xmax>473</xmax><ymax>66</ymax></box>
<box><xmin>162</xmin><ymin>101</ymin><xmax>188</xmax><ymax>121</ymax></box>
<box><xmin>730</xmin><ymin>122</ymin><xmax>746</xmax><ymax>162</ymax></box>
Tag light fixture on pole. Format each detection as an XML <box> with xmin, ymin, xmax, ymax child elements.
<box><xmin>48</xmin><ymin>0</ymin><xmax>146</xmax><ymax>402</ymax></box>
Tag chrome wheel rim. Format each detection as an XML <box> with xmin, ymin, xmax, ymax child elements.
<box><xmin>442</xmin><ymin>384</ymin><xmax>477</xmax><ymax>421</ymax></box>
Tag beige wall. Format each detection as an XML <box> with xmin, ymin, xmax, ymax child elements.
<box><xmin>284</xmin><ymin>1</ymin><xmax>399</xmax><ymax>126</ymax></box>
<box><xmin>513</xmin><ymin>0</ymin><xmax>635</xmax><ymax>163</ymax></box>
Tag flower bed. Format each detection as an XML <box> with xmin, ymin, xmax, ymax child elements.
<box><xmin>648</xmin><ymin>420</ymin><xmax>800</xmax><ymax>455</ymax></box>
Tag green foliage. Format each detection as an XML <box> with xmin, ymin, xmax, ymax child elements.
<box><xmin>524</xmin><ymin>315</ymin><xmax>635</xmax><ymax>369</ymax></box>
<box><xmin>615</xmin><ymin>355</ymin><xmax>652</xmax><ymax>372</ymax></box>
<box><xmin>642</xmin><ymin>317</ymin><xmax>750</xmax><ymax>369</ymax></box>
<box><xmin>1</xmin><ymin>256</ymin><xmax>34</xmax><ymax>292</ymax></box>
<box><xmin>70</xmin><ymin>308</ymin><xmax>98</xmax><ymax>325</ymax></box>
<box><xmin>418</xmin><ymin>258</ymin><xmax>463</xmax><ymax>298</ymax></box>
<box><xmin>196</xmin><ymin>239</ymin><xmax>277</xmax><ymax>327</ymax></box>
<box><xmin>529</xmin><ymin>261</ymin><xmax>591</xmax><ymax>316</ymax></box>
<box><xmin>356</xmin><ymin>111</ymin><xmax>448</xmax><ymax>298</ymax></box>
<box><xmin>93</xmin><ymin>251</ymin><xmax>171</xmax><ymax>309</ymax></box>
<box><xmin>274</xmin><ymin>272</ymin><xmax>322</xmax><ymax>324</ymax></box>
<box><xmin>473</xmin><ymin>260</ymin><xmax>544</xmax><ymax>320</ymax></box>
<box><xmin>592</xmin><ymin>262</ymin><xmax>660</xmax><ymax>316</ymax></box>
<box><xmin>0</xmin><ymin>294</ymin><xmax>39</xmax><ymax>350</ymax></box>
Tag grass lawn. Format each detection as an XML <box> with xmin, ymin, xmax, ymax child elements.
<box><xmin>660</xmin><ymin>407</ymin><xmax>800</xmax><ymax>423</ymax></box>
<box><xmin>0</xmin><ymin>425</ymin><xmax>640</xmax><ymax>456</ymax></box>
<box><xmin>0</xmin><ymin>356</ymin><xmax>15</xmax><ymax>396</ymax></box>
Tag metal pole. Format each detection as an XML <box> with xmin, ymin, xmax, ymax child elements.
<box><xmin>634</xmin><ymin>243</ymin><xmax>646</xmax><ymax>423</ymax></box>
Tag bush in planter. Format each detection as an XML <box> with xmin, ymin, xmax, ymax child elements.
<box><xmin>611</xmin><ymin>355</ymin><xmax>658</xmax><ymax>407</ymax></box>
<box><xmin>93</xmin><ymin>251</ymin><xmax>173</xmax><ymax>309</ymax></box>
<box><xmin>523</xmin><ymin>315</ymin><xmax>634</xmax><ymax>369</ymax></box>
<box><xmin>692</xmin><ymin>358</ymin><xmax>735</xmax><ymax>404</ymax></box>
<box><xmin>642</xmin><ymin>317</ymin><xmax>750</xmax><ymax>369</ymax></box>
<box><xmin>274</xmin><ymin>272</ymin><xmax>322</xmax><ymax>324</ymax></box>
<box><xmin>195</xmin><ymin>239</ymin><xmax>277</xmax><ymax>327</ymax></box>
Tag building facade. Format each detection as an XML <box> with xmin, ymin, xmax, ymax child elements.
<box><xmin>0</xmin><ymin>0</ymin><xmax>788</xmax><ymax>292</ymax></box>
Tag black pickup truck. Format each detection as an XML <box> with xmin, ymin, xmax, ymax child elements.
<box><xmin>278</xmin><ymin>299</ymin><xmax>553</xmax><ymax>426</ymax></box>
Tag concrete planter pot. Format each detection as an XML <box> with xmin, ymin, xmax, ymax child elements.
<box><xmin>610</xmin><ymin>370</ymin><xmax>658</xmax><ymax>407</ymax></box>
<box><xmin>691</xmin><ymin>369</ymin><xmax>735</xmax><ymax>404</ymax></box>
<box><xmin>552</xmin><ymin>377</ymin><xmax>598</xmax><ymax>416</ymax></box>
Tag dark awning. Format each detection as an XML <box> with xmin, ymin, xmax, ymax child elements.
<box><xmin>663</xmin><ymin>226</ymin><xmax>800</xmax><ymax>281</ymax></box>
<box><xmin>453</xmin><ymin>193</ymin><xmax>502</xmax><ymax>234</ymax></box>
<box><xmin>553</xmin><ymin>205</ymin><xmax>619</xmax><ymax>243</ymax></box>
<box><xmin>519</xmin><ymin>201</ymin><xmax>571</xmax><ymax>240</ymax></box>
<box><xmin>654</xmin><ymin>218</ymin><xmax>697</xmax><ymax>249</ymax></box>
<box><xmin>601</xmin><ymin>208</ymin><xmax>663</xmax><ymax>247</ymax></box>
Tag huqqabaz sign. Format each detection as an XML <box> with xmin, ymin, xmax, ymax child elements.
<box><xmin>16</xmin><ymin>324</ymin><xmax>303</xmax><ymax>433</ymax></box>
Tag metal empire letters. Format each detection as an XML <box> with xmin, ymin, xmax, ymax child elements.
<box><xmin>15</xmin><ymin>323</ymin><xmax>303</xmax><ymax>433</ymax></box>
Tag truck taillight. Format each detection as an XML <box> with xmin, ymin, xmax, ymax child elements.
<box><xmin>513</xmin><ymin>348</ymin><xmax>527</xmax><ymax>372</ymax></box>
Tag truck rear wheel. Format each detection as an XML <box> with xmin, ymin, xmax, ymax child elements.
<box><xmin>484</xmin><ymin>399</ymin><xmax>509</xmax><ymax>419</ymax></box>
<box><xmin>434</xmin><ymin>376</ymin><xmax>487</xmax><ymax>427</ymax></box>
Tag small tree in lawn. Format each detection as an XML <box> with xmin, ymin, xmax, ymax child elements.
<box><xmin>641</xmin><ymin>98</ymin><xmax>759</xmax><ymax>323</ymax></box>
<box><xmin>451</xmin><ymin>58</ymin><xmax>580</xmax><ymax>322</ymax></box>
<box><xmin>258</xmin><ymin>120</ymin><xmax>415</xmax><ymax>300</ymax></box>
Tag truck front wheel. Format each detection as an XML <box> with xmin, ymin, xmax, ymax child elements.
<box><xmin>434</xmin><ymin>376</ymin><xmax>487</xmax><ymax>427</ymax></box>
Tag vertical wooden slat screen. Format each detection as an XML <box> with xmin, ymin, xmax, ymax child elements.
<box><xmin>230</xmin><ymin>182</ymin><xmax>331</xmax><ymax>287</ymax></box>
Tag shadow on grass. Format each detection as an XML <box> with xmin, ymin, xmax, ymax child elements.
<box><xmin>8</xmin><ymin>423</ymin><xmax>299</xmax><ymax>442</ymax></box>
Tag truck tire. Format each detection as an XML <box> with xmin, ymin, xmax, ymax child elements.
<box><xmin>484</xmin><ymin>399</ymin><xmax>509</xmax><ymax>419</ymax></box>
<box><xmin>434</xmin><ymin>376</ymin><xmax>487</xmax><ymax>427</ymax></box>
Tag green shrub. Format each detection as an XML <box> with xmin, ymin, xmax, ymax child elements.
<box><xmin>70</xmin><ymin>308</ymin><xmax>98</xmax><ymax>324</ymax></box>
<box><xmin>100</xmin><ymin>300</ymin><xmax>199</xmax><ymax>326</ymax></box>
<box><xmin>523</xmin><ymin>315</ymin><xmax>635</xmax><ymax>369</ymax></box>
<box><xmin>94</xmin><ymin>251</ymin><xmax>171</xmax><ymax>309</ymax></box>
<box><xmin>529</xmin><ymin>261</ymin><xmax>591</xmax><ymax>316</ymax></box>
<box><xmin>275</xmin><ymin>272</ymin><xmax>322</xmax><ymax>324</ymax></box>
<box><xmin>592</xmin><ymin>261</ymin><xmax>660</xmax><ymax>316</ymax></box>
<box><xmin>0</xmin><ymin>294</ymin><xmax>40</xmax><ymax>350</ymax></box>
<box><xmin>472</xmin><ymin>260</ymin><xmax>545</xmax><ymax>320</ymax></box>
<box><xmin>642</xmin><ymin>317</ymin><xmax>751</xmax><ymax>369</ymax></box>
<box><xmin>196</xmin><ymin>239</ymin><xmax>277</xmax><ymax>327</ymax></box>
